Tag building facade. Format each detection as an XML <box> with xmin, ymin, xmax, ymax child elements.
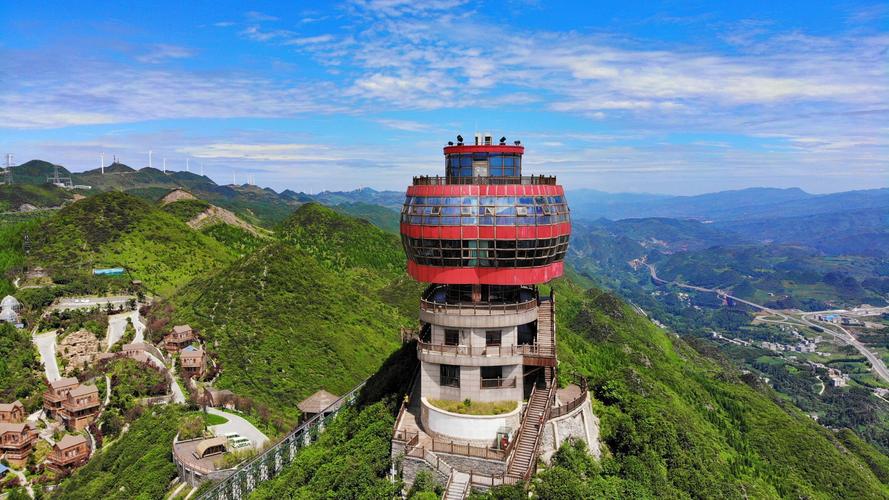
<box><xmin>401</xmin><ymin>133</ymin><xmax>569</xmax><ymax>449</ymax></box>
<box><xmin>47</xmin><ymin>434</ymin><xmax>90</xmax><ymax>473</ymax></box>
<box><xmin>60</xmin><ymin>384</ymin><xmax>101</xmax><ymax>431</ymax></box>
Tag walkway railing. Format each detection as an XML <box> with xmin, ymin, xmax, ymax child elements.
<box><xmin>419</xmin><ymin>297</ymin><xmax>537</xmax><ymax>316</ymax></box>
<box><xmin>197</xmin><ymin>379</ymin><xmax>367</xmax><ymax>500</ymax></box>
<box><xmin>432</xmin><ymin>438</ymin><xmax>507</xmax><ymax>461</ymax></box>
<box><xmin>412</xmin><ymin>175</ymin><xmax>557</xmax><ymax>186</ymax></box>
<box><xmin>417</xmin><ymin>341</ymin><xmax>555</xmax><ymax>358</ymax></box>
<box><xmin>551</xmin><ymin>376</ymin><xmax>588</xmax><ymax>419</ymax></box>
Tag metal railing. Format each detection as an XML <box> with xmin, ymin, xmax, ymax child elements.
<box><xmin>413</xmin><ymin>175</ymin><xmax>558</xmax><ymax>186</ymax></box>
<box><xmin>417</xmin><ymin>341</ymin><xmax>555</xmax><ymax>359</ymax></box>
<box><xmin>432</xmin><ymin>438</ymin><xmax>507</xmax><ymax>461</ymax></box>
<box><xmin>197</xmin><ymin>379</ymin><xmax>367</xmax><ymax>500</ymax></box>
<box><xmin>481</xmin><ymin>377</ymin><xmax>517</xmax><ymax>389</ymax></box>
<box><xmin>550</xmin><ymin>376</ymin><xmax>589</xmax><ymax>419</ymax></box>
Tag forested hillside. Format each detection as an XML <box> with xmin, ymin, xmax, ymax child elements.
<box><xmin>546</xmin><ymin>274</ymin><xmax>889</xmax><ymax>498</ymax></box>
<box><xmin>27</xmin><ymin>191</ymin><xmax>236</xmax><ymax>296</ymax></box>
<box><xmin>165</xmin><ymin>204</ymin><xmax>420</xmax><ymax>425</ymax></box>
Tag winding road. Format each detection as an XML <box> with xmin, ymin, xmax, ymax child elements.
<box><xmin>647</xmin><ymin>264</ymin><xmax>889</xmax><ymax>384</ymax></box>
<box><xmin>105</xmin><ymin>310</ymin><xmax>146</xmax><ymax>351</ymax></box>
<box><xmin>33</xmin><ymin>330</ymin><xmax>61</xmax><ymax>382</ymax></box>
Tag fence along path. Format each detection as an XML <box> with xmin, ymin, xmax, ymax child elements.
<box><xmin>197</xmin><ymin>379</ymin><xmax>367</xmax><ymax>500</ymax></box>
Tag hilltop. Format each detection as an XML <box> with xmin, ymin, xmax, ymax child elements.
<box><xmin>26</xmin><ymin>191</ymin><xmax>236</xmax><ymax>296</ymax></box>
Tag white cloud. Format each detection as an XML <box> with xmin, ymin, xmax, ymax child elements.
<box><xmin>136</xmin><ymin>44</ymin><xmax>195</xmax><ymax>63</ymax></box>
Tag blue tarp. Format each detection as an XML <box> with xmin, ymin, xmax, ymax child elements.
<box><xmin>0</xmin><ymin>463</ymin><xmax>8</xmax><ymax>476</ymax></box>
<box><xmin>93</xmin><ymin>267</ymin><xmax>125</xmax><ymax>276</ymax></box>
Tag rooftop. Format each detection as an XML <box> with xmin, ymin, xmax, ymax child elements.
<box><xmin>56</xmin><ymin>434</ymin><xmax>87</xmax><ymax>449</ymax></box>
<box><xmin>173</xmin><ymin>325</ymin><xmax>192</xmax><ymax>334</ymax></box>
<box><xmin>181</xmin><ymin>347</ymin><xmax>204</xmax><ymax>358</ymax></box>
<box><xmin>0</xmin><ymin>401</ymin><xmax>23</xmax><ymax>412</ymax></box>
<box><xmin>68</xmin><ymin>384</ymin><xmax>99</xmax><ymax>398</ymax></box>
<box><xmin>298</xmin><ymin>389</ymin><xmax>341</xmax><ymax>414</ymax></box>
<box><xmin>48</xmin><ymin>377</ymin><xmax>79</xmax><ymax>390</ymax></box>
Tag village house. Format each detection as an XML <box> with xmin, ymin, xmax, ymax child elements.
<box><xmin>58</xmin><ymin>329</ymin><xmax>100</xmax><ymax>372</ymax></box>
<box><xmin>0</xmin><ymin>421</ymin><xmax>38</xmax><ymax>468</ymax></box>
<box><xmin>0</xmin><ymin>401</ymin><xmax>25</xmax><ymax>423</ymax></box>
<box><xmin>164</xmin><ymin>325</ymin><xmax>195</xmax><ymax>353</ymax></box>
<box><xmin>47</xmin><ymin>434</ymin><xmax>90</xmax><ymax>473</ymax></box>
<box><xmin>43</xmin><ymin>377</ymin><xmax>80</xmax><ymax>418</ymax></box>
<box><xmin>60</xmin><ymin>384</ymin><xmax>101</xmax><ymax>431</ymax></box>
<box><xmin>180</xmin><ymin>346</ymin><xmax>206</xmax><ymax>380</ymax></box>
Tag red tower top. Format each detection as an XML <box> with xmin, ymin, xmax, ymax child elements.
<box><xmin>400</xmin><ymin>134</ymin><xmax>570</xmax><ymax>285</ymax></box>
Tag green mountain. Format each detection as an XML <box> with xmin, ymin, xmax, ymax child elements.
<box><xmin>165</xmin><ymin>203</ymin><xmax>420</xmax><ymax>425</ymax></box>
<box><xmin>26</xmin><ymin>191</ymin><xmax>236</xmax><ymax>296</ymax></box>
<box><xmin>0</xmin><ymin>183</ymin><xmax>72</xmax><ymax>211</ymax></box>
<box><xmin>543</xmin><ymin>276</ymin><xmax>889</xmax><ymax>498</ymax></box>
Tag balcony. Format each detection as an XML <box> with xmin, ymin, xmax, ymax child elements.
<box><xmin>420</xmin><ymin>285</ymin><xmax>539</xmax><ymax>328</ymax></box>
<box><xmin>413</xmin><ymin>175</ymin><xmax>557</xmax><ymax>186</ymax></box>
<box><xmin>417</xmin><ymin>341</ymin><xmax>555</xmax><ymax>367</ymax></box>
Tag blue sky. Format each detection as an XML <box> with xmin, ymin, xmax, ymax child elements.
<box><xmin>1</xmin><ymin>1</ymin><xmax>887</xmax><ymax>194</ymax></box>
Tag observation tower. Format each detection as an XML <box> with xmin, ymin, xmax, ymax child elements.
<box><xmin>394</xmin><ymin>133</ymin><xmax>577</xmax><ymax>488</ymax></box>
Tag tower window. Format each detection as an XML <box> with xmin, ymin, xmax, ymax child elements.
<box><xmin>485</xmin><ymin>330</ymin><xmax>502</xmax><ymax>346</ymax></box>
<box><xmin>444</xmin><ymin>329</ymin><xmax>460</xmax><ymax>346</ymax></box>
<box><xmin>440</xmin><ymin>364</ymin><xmax>460</xmax><ymax>387</ymax></box>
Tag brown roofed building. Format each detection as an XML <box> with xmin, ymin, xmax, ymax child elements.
<box><xmin>0</xmin><ymin>401</ymin><xmax>25</xmax><ymax>423</ymax></box>
<box><xmin>61</xmin><ymin>384</ymin><xmax>101</xmax><ymax>431</ymax></box>
<box><xmin>47</xmin><ymin>434</ymin><xmax>90</xmax><ymax>472</ymax></box>
<box><xmin>164</xmin><ymin>325</ymin><xmax>195</xmax><ymax>353</ymax></box>
<box><xmin>180</xmin><ymin>346</ymin><xmax>206</xmax><ymax>380</ymax></box>
<box><xmin>0</xmin><ymin>422</ymin><xmax>38</xmax><ymax>467</ymax></box>
<box><xmin>297</xmin><ymin>389</ymin><xmax>342</xmax><ymax>423</ymax></box>
<box><xmin>43</xmin><ymin>377</ymin><xmax>80</xmax><ymax>418</ymax></box>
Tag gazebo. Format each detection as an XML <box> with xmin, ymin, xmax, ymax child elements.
<box><xmin>297</xmin><ymin>389</ymin><xmax>342</xmax><ymax>424</ymax></box>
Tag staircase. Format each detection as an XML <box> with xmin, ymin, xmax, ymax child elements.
<box><xmin>443</xmin><ymin>471</ymin><xmax>470</xmax><ymax>500</ymax></box>
<box><xmin>537</xmin><ymin>297</ymin><xmax>555</xmax><ymax>356</ymax></box>
<box><xmin>507</xmin><ymin>368</ymin><xmax>554</xmax><ymax>480</ymax></box>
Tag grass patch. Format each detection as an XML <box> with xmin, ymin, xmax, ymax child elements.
<box><xmin>204</xmin><ymin>412</ymin><xmax>229</xmax><ymax>426</ymax></box>
<box><xmin>428</xmin><ymin>399</ymin><xmax>518</xmax><ymax>415</ymax></box>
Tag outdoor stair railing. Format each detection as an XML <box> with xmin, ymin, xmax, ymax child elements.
<box><xmin>197</xmin><ymin>379</ymin><xmax>368</xmax><ymax>500</ymax></box>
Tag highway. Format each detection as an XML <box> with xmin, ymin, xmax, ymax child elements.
<box><xmin>647</xmin><ymin>264</ymin><xmax>889</xmax><ymax>384</ymax></box>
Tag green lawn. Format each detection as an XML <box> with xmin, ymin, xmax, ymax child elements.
<box><xmin>204</xmin><ymin>412</ymin><xmax>229</xmax><ymax>426</ymax></box>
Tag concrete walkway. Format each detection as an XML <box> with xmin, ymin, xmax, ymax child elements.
<box><xmin>33</xmin><ymin>330</ymin><xmax>60</xmax><ymax>382</ymax></box>
<box><xmin>207</xmin><ymin>407</ymin><xmax>269</xmax><ymax>449</ymax></box>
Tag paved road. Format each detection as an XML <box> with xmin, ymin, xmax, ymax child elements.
<box><xmin>52</xmin><ymin>295</ymin><xmax>135</xmax><ymax>312</ymax></box>
<box><xmin>648</xmin><ymin>264</ymin><xmax>889</xmax><ymax>384</ymax></box>
<box><xmin>105</xmin><ymin>310</ymin><xmax>145</xmax><ymax>351</ymax></box>
<box><xmin>207</xmin><ymin>407</ymin><xmax>269</xmax><ymax>449</ymax></box>
<box><xmin>33</xmin><ymin>331</ymin><xmax>61</xmax><ymax>382</ymax></box>
<box><xmin>169</xmin><ymin>362</ymin><xmax>187</xmax><ymax>404</ymax></box>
